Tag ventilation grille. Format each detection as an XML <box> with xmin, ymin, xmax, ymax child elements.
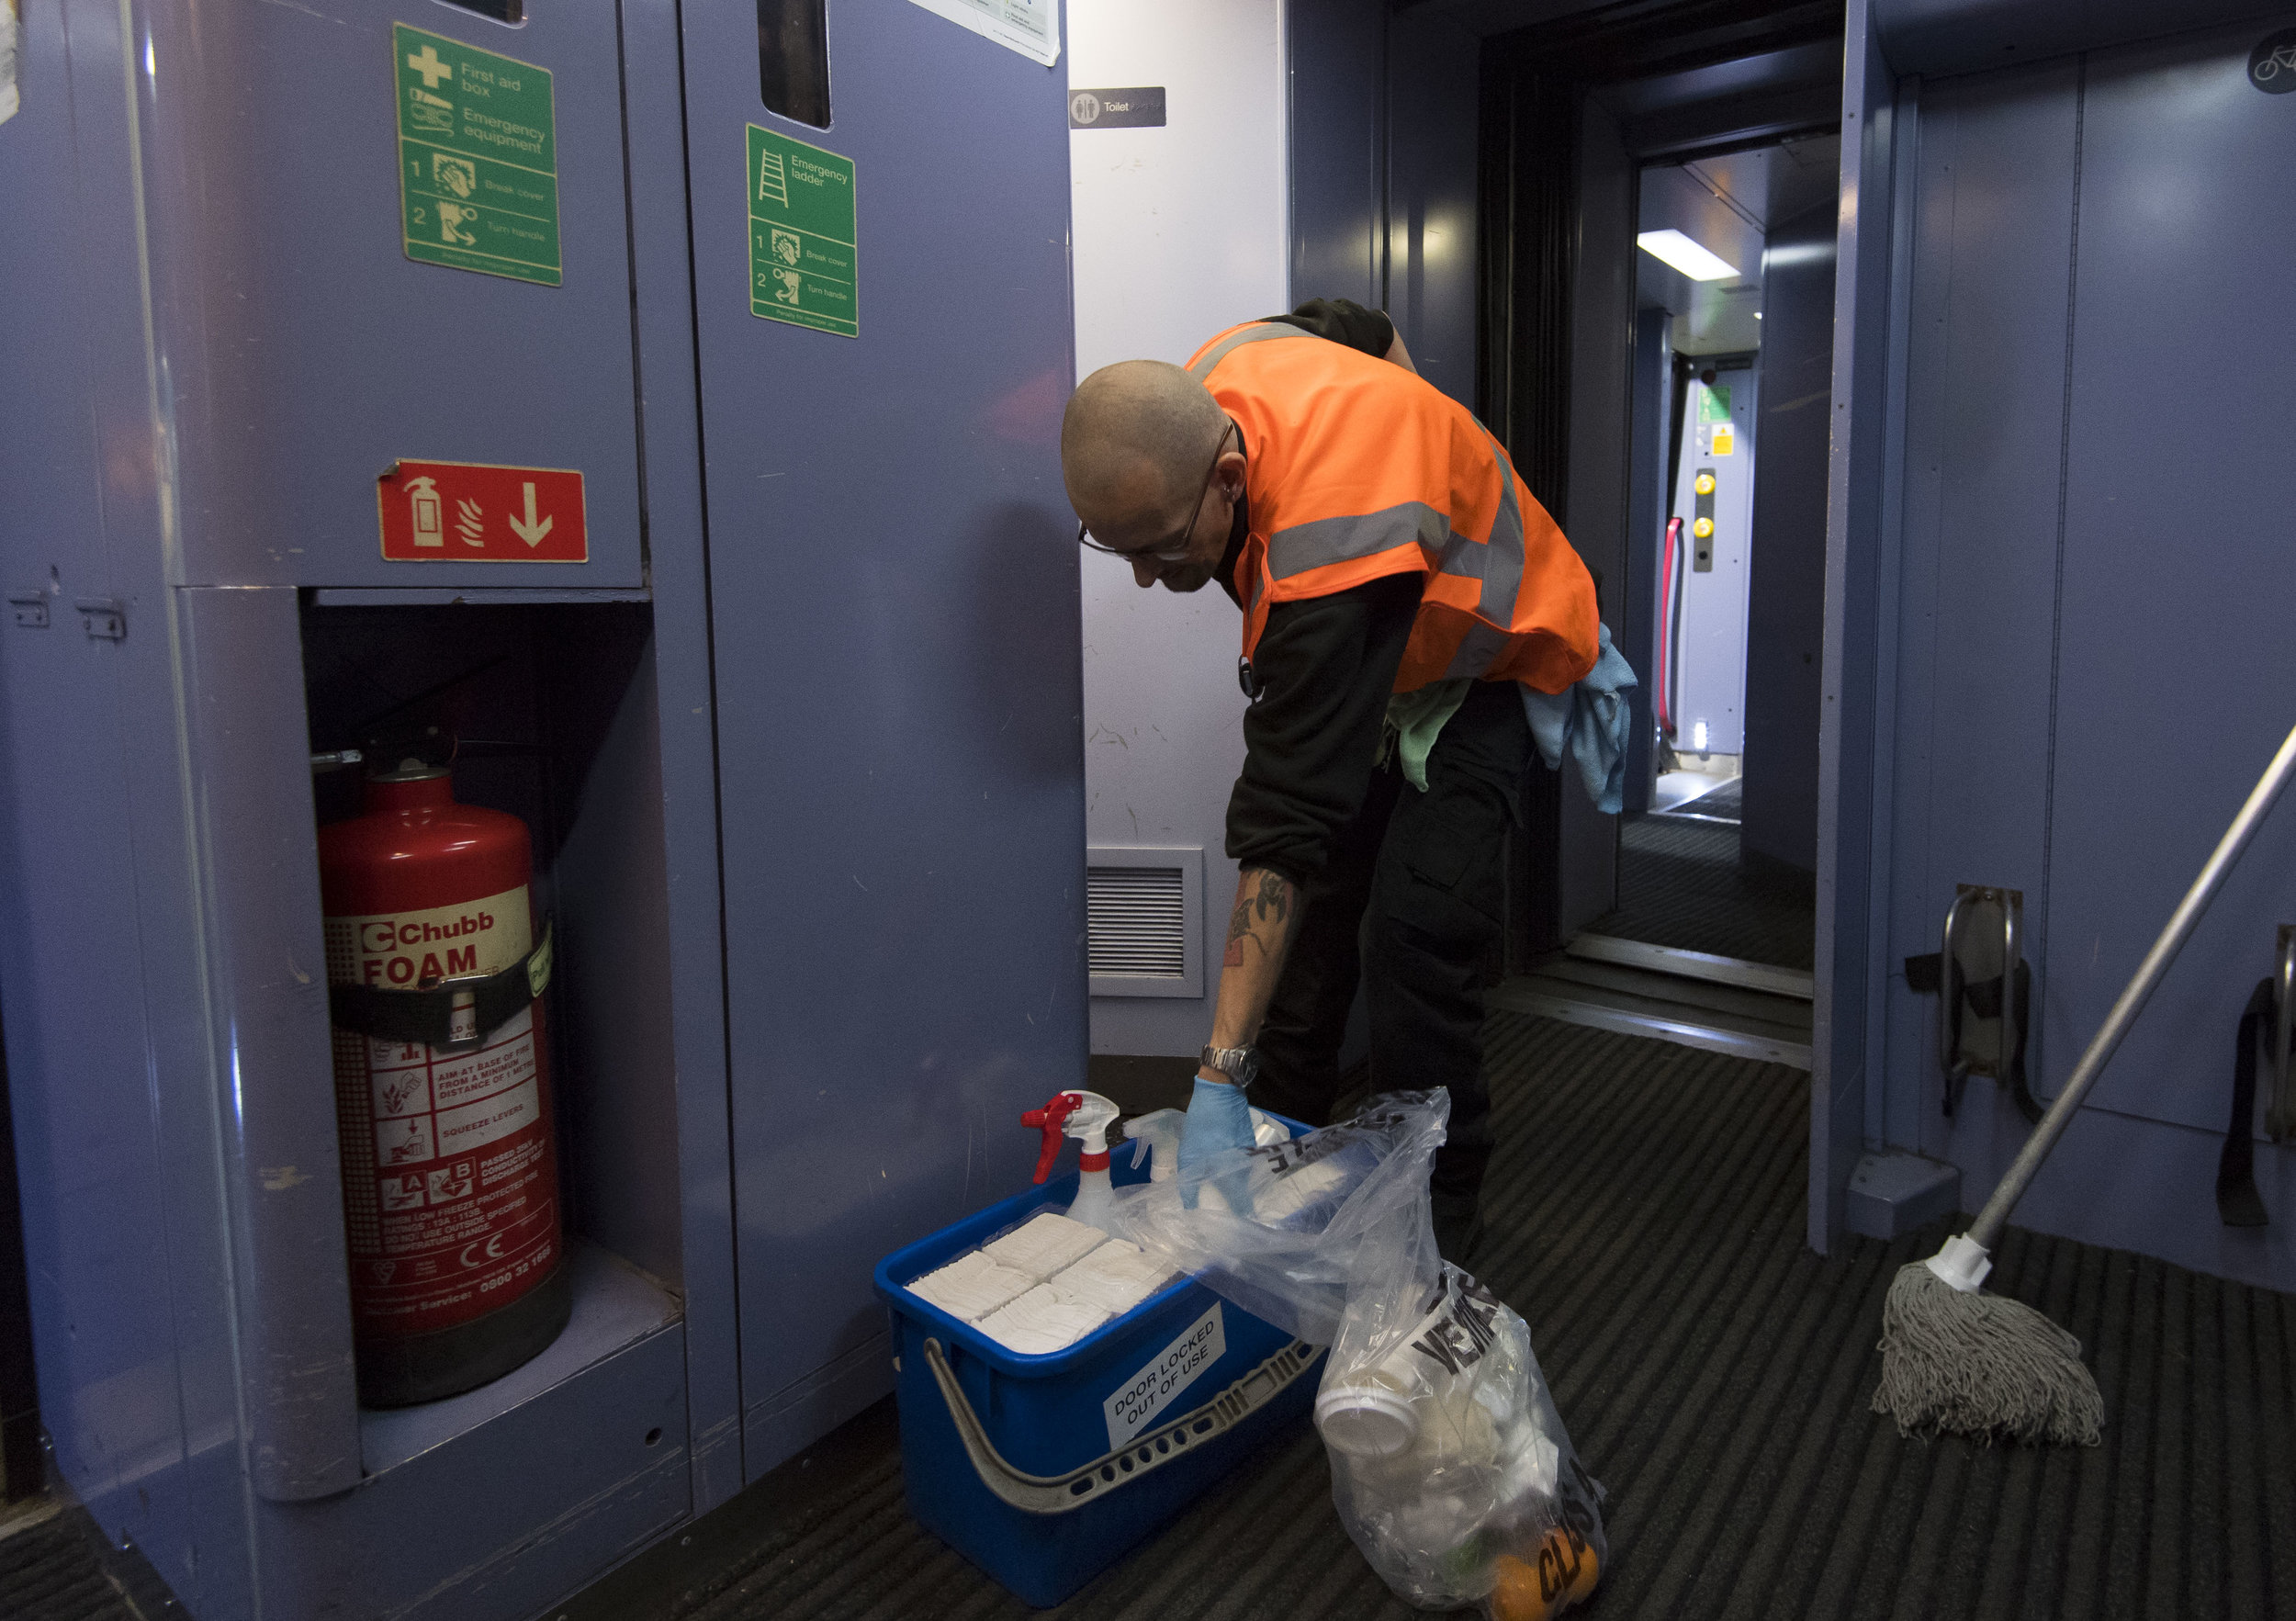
<box><xmin>1087</xmin><ymin>866</ymin><xmax>1186</xmax><ymax>979</ymax></box>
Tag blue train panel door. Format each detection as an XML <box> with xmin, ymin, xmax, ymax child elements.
<box><xmin>678</xmin><ymin>3</ymin><xmax>1089</xmax><ymax>1473</ymax></box>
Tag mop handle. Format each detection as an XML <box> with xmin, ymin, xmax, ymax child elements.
<box><xmin>1968</xmin><ymin>718</ymin><xmax>2296</xmax><ymax>1250</ymax></box>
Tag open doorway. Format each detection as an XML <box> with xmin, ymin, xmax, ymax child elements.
<box><xmin>1597</xmin><ymin>134</ymin><xmax>1837</xmax><ymax>978</ymax></box>
<box><xmin>1477</xmin><ymin>6</ymin><xmax>1842</xmax><ymax>1068</ymax></box>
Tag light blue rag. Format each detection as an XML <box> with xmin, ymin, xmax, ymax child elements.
<box><xmin>1521</xmin><ymin>624</ymin><xmax>1639</xmax><ymax>815</ymax></box>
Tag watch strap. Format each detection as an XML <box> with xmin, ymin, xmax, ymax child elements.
<box><xmin>1199</xmin><ymin>1043</ymin><xmax>1259</xmax><ymax>1089</ymax></box>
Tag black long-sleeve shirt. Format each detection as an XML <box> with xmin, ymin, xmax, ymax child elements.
<box><xmin>1216</xmin><ymin>299</ymin><xmax>1416</xmax><ymax>886</ymax></box>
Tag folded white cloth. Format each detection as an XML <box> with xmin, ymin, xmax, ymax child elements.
<box><xmin>906</xmin><ymin>1250</ymin><xmax>1034</xmax><ymax>1322</ymax></box>
<box><xmin>974</xmin><ymin>1283</ymin><xmax>1110</xmax><ymax>1356</ymax></box>
<box><xmin>981</xmin><ymin>1211</ymin><xmax>1108</xmax><ymax>1281</ymax></box>
<box><xmin>1052</xmin><ymin>1239</ymin><xmax>1176</xmax><ymax>1317</ymax></box>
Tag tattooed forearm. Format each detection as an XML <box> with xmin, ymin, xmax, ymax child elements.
<box><xmin>1224</xmin><ymin>895</ymin><xmax>1254</xmax><ymax>967</ymax></box>
<box><xmin>1206</xmin><ymin>867</ymin><xmax>1301</xmax><ymax>1066</ymax></box>
<box><xmin>1223</xmin><ymin>869</ymin><xmax>1295</xmax><ymax>968</ymax></box>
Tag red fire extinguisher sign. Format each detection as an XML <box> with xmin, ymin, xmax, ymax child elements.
<box><xmin>377</xmin><ymin>458</ymin><xmax>588</xmax><ymax>563</ymax></box>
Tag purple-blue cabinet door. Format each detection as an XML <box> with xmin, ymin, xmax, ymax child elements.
<box><xmin>679</xmin><ymin>2</ymin><xmax>1088</xmax><ymax>1473</ymax></box>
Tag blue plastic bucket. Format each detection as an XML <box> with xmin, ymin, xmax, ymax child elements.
<box><xmin>873</xmin><ymin>1141</ymin><xmax>1324</xmax><ymax>1607</ymax></box>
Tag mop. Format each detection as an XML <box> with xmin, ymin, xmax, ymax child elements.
<box><xmin>1874</xmin><ymin>719</ymin><xmax>2296</xmax><ymax>1446</ymax></box>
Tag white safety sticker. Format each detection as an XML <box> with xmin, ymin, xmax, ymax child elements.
<box><xmin>434</xmin><ymin>1073</ymin><xmax>539</xmax><ymax>1156</ymax></box>
<box><xmin>1104</xmin><ymin>1302</ymin><xmax>1224</xmax><ymax>1449</ymax></box>
<box><xmin>903</xmin><ymin>0</ymin><xmax>1057</xmax><ymax>66</ymax></box>
<box><xmin>0</xmin><ymin>1</ymin><xmax>19</xmax><ymax>128</ymax></box>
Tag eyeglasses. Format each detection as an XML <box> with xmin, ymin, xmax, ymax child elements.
<box><xmin>1077</xmin><ymin>422</ymin><xmax>1237</xmax><ymax>563</ymax></box>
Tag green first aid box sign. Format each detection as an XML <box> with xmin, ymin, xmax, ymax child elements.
<box><xmin>395</xmin><ymin>24</ymin><xmax>561</xmax><ymax>287</ymax></box>
<box><xmin>748</xmin><ymin>126</ymin><xmax>859</xmax><ymax>337</ymax></box>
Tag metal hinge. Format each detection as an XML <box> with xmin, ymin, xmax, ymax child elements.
<box><xmin>6</xmin><ymin>591</ymin><xmax>48</xmax><ymax>629</ymax></box>
<box><xmin>75</xmin><ymin>598</ymin><xmax>125</xmax><ymax>640</ymax></box>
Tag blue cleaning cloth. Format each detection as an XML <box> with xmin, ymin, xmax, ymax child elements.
<box><xmin>1521</xmin><ymin>624</ymin><xmax>1639</xmax><ymax>815</ymax></box>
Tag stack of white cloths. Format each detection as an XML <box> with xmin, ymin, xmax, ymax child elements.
<box><xmin>911</xmin><ymin>1215</ymin><xmax>1182</xmax><ymax>1356</ymax></box>
<box><xmin>980</xmin><ymin>1211</ymin><xmax>1108</xmax><ymax>1280</ymax></box>
<box><xmin>905</xmin><ymin>1249</ymin><xmax>1034</xmax><ymax>1322</ymax></box>
<box><xmin>1052</xmin><ymin>1238</ymin><xmax>1176</xmax><ymax>1317</ymax></box>
<box><xmin>975</xmin><ymin>1283</ymin><xmax>1111</xmax><ymax>1356</ymax></box>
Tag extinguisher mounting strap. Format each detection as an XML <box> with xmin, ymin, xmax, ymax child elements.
<box><xmin>329</xmin><ymin>921</ymin><xmax>554</xmax><ymax>1047</ymax></box>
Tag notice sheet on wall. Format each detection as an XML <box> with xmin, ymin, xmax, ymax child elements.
<box><xmin>1</xmin><ymin>0</ymin><xmax>20</xmax><ymax>127</ymax></box>
<box><xmin>903</xmin><ymin>0</ymin><xmax>1058</xmax><ymax>67</ymax></box>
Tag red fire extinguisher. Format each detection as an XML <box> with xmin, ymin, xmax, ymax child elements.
<box><xmin>319</xmin><ymin>760</ymin><xmax>570</xmax><ymax>1407</ymax></box>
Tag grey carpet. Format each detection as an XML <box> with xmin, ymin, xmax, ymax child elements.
<box><xmin>625</xmin><ymin>1016</ymin><xmax>2296</xmax><ymax>1621</ymax></box>
<box><xmin>1589</xmin><ymin>816</ymin><xmax>1815</xmax><ymax>971</ymax></box>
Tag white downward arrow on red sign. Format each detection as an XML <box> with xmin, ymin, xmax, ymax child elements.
<box><xmin>509</xmin><ymin>481</ymin><xmax>554</xmax><ymax>547</ymax></box>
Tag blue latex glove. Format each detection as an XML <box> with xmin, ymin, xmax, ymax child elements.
<box><xmin>1177</xmin><ymin>1077</ymin><xmax>1256</xmax><ymax>1212</ymax></box>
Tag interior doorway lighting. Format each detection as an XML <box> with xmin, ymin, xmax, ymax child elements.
<box><xmin>1638</xmin><ymin>229</ymin><xmax>1739</xmax><ymax>282</ymax></box>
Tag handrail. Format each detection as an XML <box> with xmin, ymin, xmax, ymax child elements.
<box><xmin>1939</xmin><ymin>886</ymin><xmax>2020</xmax><ymax>1116</ymax></box>
<box><xmin>1999</xmin><ymin>895</ymin><xmax>2020</xmax><ymax>1098</ymax></box>
<box><xmin>2274</xmin><ymin>925</ymin><xmax>2295</xmax><ymax>1142</ymax></box>
<box><xmin>1938</xmin><ymin>888</ymin><xmax>1979</xmax><ymax>1100</ymax></box>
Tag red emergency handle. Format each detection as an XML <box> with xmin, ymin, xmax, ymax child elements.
<box><xmin>1020</xmin><ymin>1092</ymin><xmax>1083</xmax><ymax>1184</ymax></box>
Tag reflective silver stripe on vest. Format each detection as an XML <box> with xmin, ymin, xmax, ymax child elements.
<box><xmin>1187</xmin><ymin>322</ymin><xmax>1316</xmax><ymax>381</ymax></box>
<box><xmin>1266</xmin><ymin>435</ymin><xmax>1525</xmax><ymax>613</ymax></box>
<box><xmin>1440</xmin><ymin>620</ymin><xmax>1514</xmax><ymax>681</ymax></box>
<box><xmin>1267</xmin><ymin>501</ymin><xmax>1447</xmax><ymax>580</ymax></box>
<box><xmin>1446</xmin><ymin>430</ymin><xmax>1526</xmax><ymax>624</ymax></box>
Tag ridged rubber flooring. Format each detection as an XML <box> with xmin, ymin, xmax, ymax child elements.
<box><xmin>14</xmin><ymin>1019</ymin><xmax>2295</xmax><ymax>1619</ymax></box>
<box><xmin>1589</xmin><ymin>817</ymin><xmax>1816</xmax><ymax>971</ymax></box>
<box><xmin>0</xmin><ymin>1512</ymin><xmax>129</xmax><ymax>1621</ymax></box>
<box><xmin>634</xmin><ymin>1016</ymin><xmax>2296</xmax><ymax>1621</ymax></box>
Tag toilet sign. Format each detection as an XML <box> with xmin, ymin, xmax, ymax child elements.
<box><xmin>377</xmin><ymin>460</ymin><xmax>587</xmax><ymax>562</ymax></box>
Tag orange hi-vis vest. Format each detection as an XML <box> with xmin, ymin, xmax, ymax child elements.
<box><xmin>1187</xmin><ymin>321</ymin><xmax>1598</xmax><ymax>695</ymax></box>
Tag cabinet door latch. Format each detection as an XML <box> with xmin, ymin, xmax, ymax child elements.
<box><xmin>74</xmin><ymin>598</ymin><xmax>125</xmax><ymax>640</ymax></box>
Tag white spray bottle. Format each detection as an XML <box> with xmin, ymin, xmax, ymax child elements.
<box><xmin>1021</xmin><ymin>1089</ymin><xmax>1121</xmax><ymax>1232</ymax></box>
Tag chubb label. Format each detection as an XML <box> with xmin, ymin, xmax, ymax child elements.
<box><xmin>1103</xmin><ymin>1302</ymin><xmax>1225</xmax><ymax>1448</ymax></box>
<box><xmin>326</xmin><ymin>885</ymin><xmax>529</xmax><ymax>988</ymax></box>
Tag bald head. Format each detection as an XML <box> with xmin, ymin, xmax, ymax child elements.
<box><xmin>1062</xmin><ymin>360</ymin><xmax>1228</xmax><ymax>546</ymax></box>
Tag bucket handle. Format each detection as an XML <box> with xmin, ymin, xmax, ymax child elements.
<box><xmin>922</xmin><ymin>1334</ymin><xmax>1323</xmax><ymax>1515</ymax></box>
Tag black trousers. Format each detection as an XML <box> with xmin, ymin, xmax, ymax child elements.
<box><xmin>1251</xmin><ymin>680</ymin><xmax>1530</xmax><ymax>1201</ymax></box>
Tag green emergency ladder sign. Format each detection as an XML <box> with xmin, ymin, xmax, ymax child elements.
<box><xmin>393</xmin><ymin>24</ymin><xmax>562</xmax><ymax>287</ymax></box>
<box><xmin>748</xmin><ymin>126</ymin><xmax>859</xmax><ymax>337</ymax></box>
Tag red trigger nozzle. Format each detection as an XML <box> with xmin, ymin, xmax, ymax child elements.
<box><xmin>1019</xmin><ymin>1091</ymin><xmax>1083</xmax><ymax>1184</ymax></box>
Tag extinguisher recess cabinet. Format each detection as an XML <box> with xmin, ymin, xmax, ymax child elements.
<box><xmin>137</xmin><ymin>4</ymin><xmax>644</xmax><ymax>590</ymax></box>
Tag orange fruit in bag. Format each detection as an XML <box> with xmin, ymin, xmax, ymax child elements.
<box><xmin>1488</xmin><ymin>1527</ymin><xmax>1600</xmax><ymax>1621</ymax></box>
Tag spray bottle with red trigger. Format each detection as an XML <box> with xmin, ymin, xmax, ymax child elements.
<box><xmin>1021</xmin><ymin>1090</ymin><xmax>1121</xmax><ymax>1233</ymax></box>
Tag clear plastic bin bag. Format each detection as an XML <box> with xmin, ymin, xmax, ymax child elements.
<box><xmin>1109</xmin><ymin>1092</ymin><xmax>1605</xmax><ymax>1616</ymax></box>
<box><xmin>1322</xmin><ymin>1264</ymin><xmax>1605</xmax><ymax>1616</ymax></box>
<box><xmin>1108</xmin><ymin>1091</ymin><xmax>1452</xmax><ymax>1347</ymax></box>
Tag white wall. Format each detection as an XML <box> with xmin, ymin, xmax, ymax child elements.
<box><xmin>1070</xmin><ymin>0</ymin><xmax>1289</xmax><ymax>1055</ymax></box>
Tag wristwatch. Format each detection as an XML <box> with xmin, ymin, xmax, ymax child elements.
<box><xmin>1199</xmin><ymin>1043</ymin><xmax>1260</xmax><ymax>1090</ymax></box>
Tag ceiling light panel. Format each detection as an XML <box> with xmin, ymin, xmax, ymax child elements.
<box><xmin>1638</xmin><ymin>229</ymin><xmax>1740</xmax><ymax>282</ymax></box>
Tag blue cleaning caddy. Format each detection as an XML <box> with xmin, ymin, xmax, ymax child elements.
<box><xmin>873</xmin><ymin>1137</ymin><xmax>1324</xmax><ymax>1607</ymax></box>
